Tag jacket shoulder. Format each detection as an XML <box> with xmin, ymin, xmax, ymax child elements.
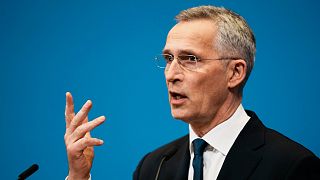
<box><xmin>147</xmin><ymin>134</ymin><xmax>189</xmax><ymax>157</ymax></box>
<box><xmin>246</xmin><ymin>110</ymin><xmax>316</xmax><ymax>158</ymax></box>
<box><xmin>264</xmin><ymin>127</ymin><xmax>316</xmax><ymax>158</ymax></box>
<box><xmin>133</xmin><ymin>135</ymin><xmax>189</xmax><ymax>180</ymax></box>
<box><xmin>255</xmin><ymin>128</ymin><xmax>320</xmax><ymax>178</ymax></box>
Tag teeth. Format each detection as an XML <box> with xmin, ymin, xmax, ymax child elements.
<box><xmin>176</xmin><ymin>95</ymin><xmax>181</xmax><ymax>99</ymax></box>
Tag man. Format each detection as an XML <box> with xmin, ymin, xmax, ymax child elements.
<box><xmin>64</xmin><ymin>5</ymin><xmax>320</xmax><ymax>180</ymax></box>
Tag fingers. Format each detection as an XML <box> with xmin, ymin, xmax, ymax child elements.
<box><xmin>65</xmin><ymin>92</ymin><xmax>75</xmax><ymax>128</ymax></box>
<box><xmin>65</xmin><ymin>115</ymin><xmax>105</xmax><ymax>160</ymax></box>
<box><xmin>68</xmin><ymin>116</ymin><xmax>106</xmax><ymax>143</ymax></box>
<box><xmin>67</xmin><ymin>100</ymin><xmax>93</xmax><ymax>134</ymax></box>
<box><xmin>64</xmin><ymin>93</ymin><xmax>105</xmax><ymax>178</ymax></box>
<box><xmin>72</xmin><ymin>137</ymin><xmax>104</xmax><ymax>152</ymax></box>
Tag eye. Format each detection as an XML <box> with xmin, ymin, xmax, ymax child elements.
<box><xmin>188</xmin><ymin>55</ymin><xmax>198</xmax><ymax>62</ymax></box>
<box><xmin>163</xmin><ymin>54</ymin><xmax>174</xmax><ymax>62</ymax></box>
<box><xmin>179</xmin><ymin>55</ymin><xmax>198</xmax><ymax>62</ymax></box>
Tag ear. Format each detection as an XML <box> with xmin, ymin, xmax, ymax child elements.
<box><xmin>227</xmin><ymin>59</ymin><xmax>247</xmax><ymax>89</ymax></box>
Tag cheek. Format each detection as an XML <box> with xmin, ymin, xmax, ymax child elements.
<box><xmin>193</xmin><ymin>71</ymin><xmax>228</xmax><ymax>106</ymax></box>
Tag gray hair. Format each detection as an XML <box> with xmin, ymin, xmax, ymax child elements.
<box><xmin>175</xmin><ymin>5</ymin><xmax>256</xmax><ymax>92</ymax></box>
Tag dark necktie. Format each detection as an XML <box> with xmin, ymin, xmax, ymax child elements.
<box><xmin>192</xmin><ymin>138</ymin><xmax>208</xmax><ymax>180</ymax></box>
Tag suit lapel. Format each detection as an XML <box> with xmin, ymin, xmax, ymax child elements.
<box><xmin>217</xmin><ymin>111</ymin><xmax>265</xmax><ymax>180</ymax></box>
<box><xmin>159</xmin><ymin>136</ymin><xmax>190</xmax><ymax>180</ymax></box>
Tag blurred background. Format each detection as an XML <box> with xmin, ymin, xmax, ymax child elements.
<box><xmin>1</xmin><ymin>0</ymin><xmax>319</xmax><ymax>179</ymax></box>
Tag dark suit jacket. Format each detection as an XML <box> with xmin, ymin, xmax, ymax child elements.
<box><xmin>133</xmin><ymin>111</ymin><xmax>320</xmax><ymax>180</ymax></box>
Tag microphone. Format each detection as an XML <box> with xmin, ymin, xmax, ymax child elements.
<box><xmin>154</xmin><ymin>147</ymin><xmax>177</xmax><ymax>180</ymax></box>
<box><xmin>18</xmin><ymin>164</ymin><xmax>39</xmax><ymax>180</ymax></box>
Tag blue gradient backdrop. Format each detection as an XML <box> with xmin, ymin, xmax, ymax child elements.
<box><xmin>1</xmin><ymin>0</ymin><xmax>319</xmax><ymax>179</ymax></box>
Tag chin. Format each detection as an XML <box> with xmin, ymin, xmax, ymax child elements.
<box><xmin>171</xmin><ymin>109</ymin><xmax>193</xmax><ymax>122</ymax></box>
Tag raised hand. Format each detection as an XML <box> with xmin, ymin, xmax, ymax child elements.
<box><xmin>64</xmin><ymin>92</ymin><xmax>105</xmax><ymax>180</ymax></box>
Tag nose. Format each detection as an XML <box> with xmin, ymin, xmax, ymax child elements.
<box><xmin>165</xmin><ymin>58</ymin><xmax>184</xmax><ymax>84</ymax></box>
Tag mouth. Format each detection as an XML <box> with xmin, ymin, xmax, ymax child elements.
<box><xmin>169</xmin><ymin>91</ymin><xmax>188</xmax><ymax>105</ymax></box>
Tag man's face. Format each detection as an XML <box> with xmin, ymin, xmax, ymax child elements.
<box><xmin>163</xmin><ymin>20</ymin><xmax>230</xmax><ymax>125</ymax></box>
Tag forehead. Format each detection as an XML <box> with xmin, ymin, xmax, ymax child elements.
<box><xmin>163</xmin><ymin>20</ymin><xmax>217</xmax><ymax>55</ymax></box>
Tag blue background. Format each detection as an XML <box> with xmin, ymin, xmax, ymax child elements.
<box><xmin>1</xmin><ymin>0</ymin><xmax>319</xmax><ymax>179</ymax></box>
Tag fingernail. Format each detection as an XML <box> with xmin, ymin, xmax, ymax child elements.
<box><xmin>99</xmin><ymin>140</ymin><xmax>104</xmax><ymax>144</ymax></box>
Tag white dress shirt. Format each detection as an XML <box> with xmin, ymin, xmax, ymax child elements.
<box><xmin>188</xmin><ymin>104</ymin><xmax>250</xmax><ymax>180</ymax></box>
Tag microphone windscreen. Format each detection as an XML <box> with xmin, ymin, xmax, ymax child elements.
<box><xmin>18</xmin><ymin>164</ymin><xmax>39</xmax><ymax>179</ymax></box>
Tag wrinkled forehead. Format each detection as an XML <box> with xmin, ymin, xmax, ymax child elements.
<box><xmin>163</xmin><ymin>20</ymin><xmax>217</xmax><ymax>55</ymax></box>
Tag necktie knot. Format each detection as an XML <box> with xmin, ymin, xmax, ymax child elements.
<box><xmin>193</xmin><ymin>138</ymin><xmax>207</xmax><ymax>155</ymax></box>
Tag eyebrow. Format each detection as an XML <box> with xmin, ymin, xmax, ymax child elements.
<box><xmin>162</xmin><ymin>49</ymin><xmax>198</xmax><ymax>56</ymax></box>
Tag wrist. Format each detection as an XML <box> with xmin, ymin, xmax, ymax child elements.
<box><xmin>68</xmin><ymin>172</ymin><xmax>90</xmax><ymax>180</ymax></box>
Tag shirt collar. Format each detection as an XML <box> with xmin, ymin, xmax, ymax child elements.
<box><xmin>189</xmin><ymin>104</ymin><xmax>250</xmax><ymax>156</ymax></box>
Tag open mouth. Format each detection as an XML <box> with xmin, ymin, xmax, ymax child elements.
<box><xmin>170</xmin><ymin>91</ymin><xmax>187</xmax><ymax>100</ymax></box>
